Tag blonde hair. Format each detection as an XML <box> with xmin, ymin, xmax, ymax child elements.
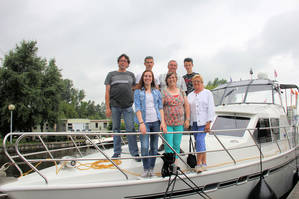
<box><xmin>192</xmin><ymin>74</ymin><xmax>204</xmax><ymax>83</ymax></box>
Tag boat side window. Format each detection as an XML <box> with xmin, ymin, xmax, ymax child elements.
<box><xmin>270</xmin><ymin>118</ymin><xmax>280</xmax><ymax>141</ymax></box>
<box><xmin>254</xmin><ymin>118</ymin><xmax>272</xmax><ymax>143</ymax></box>
<box><xmin>212</xmin><ymin>89</ymin><xmax>225</xmax><ymax>106</ymax></box>
<box><xmin>222</xmin><ymin>86</ymin><xmax>247</xmax><ymax>104</ymax></box>
<box><xmin>212</xmin><ymin>115</ymin><xmax>250</xmax><ymax>137</ymax></box>
<box><xmin>246</xmin><ymin>85</ymin><xmax>273</xmax><ymax>104</ymax></box>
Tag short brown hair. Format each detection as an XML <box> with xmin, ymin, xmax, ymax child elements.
<box><xmin>165</xmin><ymin>72</ymin><xmax>177</xmax><ymax>87</ymax></box>
<box><xmin>117</xmin><ymin>54</ymin><xmax>130</xmax><ymax>64</ymax></box>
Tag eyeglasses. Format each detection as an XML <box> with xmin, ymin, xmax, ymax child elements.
<box><xmin>119</xmin><ymin>59</ymin><xmax>128</xmax><ymax>63</ymax></box>
<box><xmin>192</xmin><ymin>80</ymin><xmax>202</xmax><ymax>83</ymax></box>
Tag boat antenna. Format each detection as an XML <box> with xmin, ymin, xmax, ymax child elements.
<box><xmin>250</xmin><ymin>68</ymin><xmax>253</xmax><ymax>80</ymax></box>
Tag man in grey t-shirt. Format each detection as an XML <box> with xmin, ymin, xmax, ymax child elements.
<box><xmin>104</xmin><ymin>54</ymin><xmax>139</xmax><ymax>160</ymax></box>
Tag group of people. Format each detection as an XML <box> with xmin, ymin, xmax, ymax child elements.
<box><xmin>104</xmin><ymin>54</ymin><xmax>215</xmax><ymax>177</ymax></box>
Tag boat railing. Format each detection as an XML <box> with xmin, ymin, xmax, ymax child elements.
<box><xmin>2</xmin><ymin>124</ymin><xmax>297</xmax><ymax>184</ymax></box>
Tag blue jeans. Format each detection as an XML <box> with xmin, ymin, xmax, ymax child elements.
<box><xmin>140</xmin><ymin>121</ymin><xmax>160</xmax><ymax>170</ymax></box>
<box><xmin>192</xmin><ymin>122</ymin><xmax>207</xmax><ymax>152</ymax></box>
<box><xmin>111</xmin><ymin>106</ymin><xmax>139</xmax><ymax>156</ymax></box>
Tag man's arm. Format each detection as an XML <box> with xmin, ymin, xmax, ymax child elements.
<box><xmin>105</xmin><ymin>85</ymin><xmax>111</xmax><ymax>118</ymax></box>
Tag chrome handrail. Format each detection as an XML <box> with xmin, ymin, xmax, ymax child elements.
<box><xmin>2</xmin><ymin>125</ymin><xmax>297</xmax><ymax>183</ymax></box>
<box><xmin>84</xmin><ymin>135</ymin><xmax>128</xmax><ymax>180</ymax></box>
<box><xmin>15</xmin><ymin>134</ymin><xmax>48</xmax><ymax>184</ymax></box>
<box><xmin>158</xmin><ymin>134</ymin><xmax>192</xmax><ymax>170</ymax></box>
<box><xmin>68</xmin><ymin>135</ymin><xmax>83</xmax><ymax>157</ymax></box>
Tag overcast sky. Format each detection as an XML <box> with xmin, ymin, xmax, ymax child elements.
<box><xmin>1</xmin><ymin>0</ymin><xmax>298</xmax><ymax>104</ymax></box>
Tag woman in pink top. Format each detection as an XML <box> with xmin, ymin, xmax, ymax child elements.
<box><xmin>162</xmin><ymin>72</ymin><xmax>190</xmax><ymax>162</ymax></box>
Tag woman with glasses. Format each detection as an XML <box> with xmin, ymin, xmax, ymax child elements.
<box><xmin>187</xmin><ymin>74</ymin><xmax>215</xmax><ymax>173</ymax></box>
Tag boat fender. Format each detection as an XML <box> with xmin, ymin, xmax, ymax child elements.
<box><xmin>61</xmin><ymin>156</ymin><xmax>77</xmax><ymax>168</ymax></box>
<box><xmin>247</xmin><ymin>177</ymin><xmax>277</xmax><ymax>199</ymax></box>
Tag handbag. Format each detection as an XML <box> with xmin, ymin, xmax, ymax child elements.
<box><xmin>187</xmin><ymin>134</ymin><xmax>197</xmax><ymax>168</ymax></box>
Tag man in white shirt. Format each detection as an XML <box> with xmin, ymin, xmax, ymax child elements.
<box><xmin>136</xmin><ymin>56</ymin><xmax>160</xmax><ymax>87</ymax></box>
<box><xmin>159</xmin><ymin>60</ymin><xmax>187</xmax><ymax>92</ymax></box>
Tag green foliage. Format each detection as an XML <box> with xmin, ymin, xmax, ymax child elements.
<box><xmin>0</xmin><ymin>40</ymin><xmax>106</xmax><ymax>137</ymax></box>
<box><xmin>205</xmin><ymin>78</ymin><xmax>227</xmax><ymax>90</ymax></box>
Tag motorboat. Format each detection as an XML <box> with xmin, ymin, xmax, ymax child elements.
<box><xmin>0</xmin><ymin>77</ymin><xmax>298</xmax><ymax>199</ymax></box>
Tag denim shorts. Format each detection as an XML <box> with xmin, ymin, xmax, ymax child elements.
<box><xmin>191</xmin><ymin>122</ymin><xmax>207</xmax><ymax>152</ymax></box>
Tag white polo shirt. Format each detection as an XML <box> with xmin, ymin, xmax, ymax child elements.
<box><xmin>187</xmin><ymin>89</ymin><xmax>215</xmax><ymax>126</ymax></box>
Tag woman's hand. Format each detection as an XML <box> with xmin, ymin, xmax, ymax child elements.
<box><xmin>140</xmin><ymin>123</ymin><xmax>147</xmax><ymax>134</ymax></box>
<box><xmin>204</xmin><ymin>122</ymin><xmax>211</xmax><ymax>133</ymax></box>
<box><xmin>184</xmin><ymin>120</ymin><xmax>190</xmax><ymax>129</ymax></box>
<box><xmin>160</xmin><ymin>122</ymin><xmax>167</xmax><ymax>134</ymax></box>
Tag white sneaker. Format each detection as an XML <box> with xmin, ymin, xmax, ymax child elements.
<box><xmin>201</xmin><ymin>164</ymin><xmax>208</xmax><ymax>171</ymax></box>
<box><xmin>141</xmin><ymin>170</ymin><xmax>149</xmax><ymax>178</ymax></box>
<box><xmin>195</xmin><ymin>165</ymin><xmax>203</xmax><ymax>173</ymax></box>
<box><xmin>148</xmin><ymin>169</ymin><xmax>155</xmax><ymax>177</ymax></box>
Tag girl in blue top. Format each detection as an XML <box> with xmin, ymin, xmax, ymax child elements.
<box><xmin>134</xmin><ymin>70</ymin><xmax>167</xmax><ymax>178</ymax></box>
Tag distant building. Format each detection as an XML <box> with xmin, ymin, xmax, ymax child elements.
<box><xmin>56</xmin><ymin>119</ymin><xmax>111</xmax><ymax>132</ymax></box>
<box><xmin>90</xmin><ymin>119</ymin><xmax>110</xmax><ymax>132</ymax></box>
<box><xmin>56</xmin><ymin>119</ymin><xmax>90</xmax><ymax>132</ymax></box>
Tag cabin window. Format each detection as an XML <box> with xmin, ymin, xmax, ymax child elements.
<box><xmin>212</xmin><ymin>116</ymin><xmax>250</xmax><ymax>137</ymax></box>
<box><xmin>212</xmin><ymin>89</ymin><xmax>225</xmax><ymax>106</ymax></box>
<box><xmin>95</xmin><ymin>122</ymin><xmax>98</xmax><ymax>128</ymax></box>
<box><xmin>67</xmin><ymin>123</ymin><xmax>73</xmax><ymax>131</ymax></box>
<box><xmin>246</xmin><ymin>85</ymin><xmax>273</xmax><ymax>103</ymax></box>
<box><xmin>254</xmin><ymin>118</ymin><xmax>272</xmax><ymax>143</ymax></box>
<box><xmin>222</xmin><ymin>86</ymin><xmax>247</xmax><ymax>104</ymax></box>
<box><xmin>270</xmin><ymin>118</ymin><xmax>280</xmax><ymax>141</ymax></box>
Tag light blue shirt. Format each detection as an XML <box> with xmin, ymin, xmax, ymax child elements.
<box><xmin>134</xmin><ymin>88</ymin><xmax>163</xmax><ymax>124</ymax></box>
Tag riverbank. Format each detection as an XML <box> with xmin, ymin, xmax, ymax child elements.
<box><xmin>0</xmin><ymin>140</ymin><xmax>86</xmax><ymax>153</ymax></box>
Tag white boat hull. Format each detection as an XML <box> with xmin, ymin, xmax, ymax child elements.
<box><xmin>3</xmin><ymin>149</ymin><xmax>296</xmax><ymax>199</ymax></box>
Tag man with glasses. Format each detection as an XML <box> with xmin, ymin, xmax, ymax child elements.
<box><xmin>105</xmin><ymin>54</ymin><xmax>140</xmax><ymax>160</ymax></box>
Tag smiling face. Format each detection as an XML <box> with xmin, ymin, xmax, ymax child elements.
<box><xmin>144</xmin><ymin>58</ymin><xmax>154</xmax><ymax>71</ymax></box>
<box><xmin>166</xmin><ymin>73</ymin><xmax>177</xmax><ymax>87</ymax></box>
<box><xmin>184</xmin><ymin>61</ymin><xmax>193</xmax><ymax>74</ymax></box>
<box><xmin>118</xmin><ymin>56</ymin><xmax>129</xmax><ymax>71</ymax></box>
<box><xmin>143</xmin><ymin>71</ymin><xmax>153</xmax><ymax>86</ymax></box>
<box><xmin>192</xmin><ymin>75</ymin><xmax>204</xmax><ymax>91</ymax></box>
<box><xmin>168</xmin><ymin>60</ymin><xmax>177</xmax><ymax>73</ymax></box>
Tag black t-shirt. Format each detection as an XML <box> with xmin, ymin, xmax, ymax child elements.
<box><xmin>183</xmin><ymin>72</ymin><xmax>198</xmax><ymax>95</ymax></box>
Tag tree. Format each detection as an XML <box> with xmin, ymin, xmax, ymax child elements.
<box><xmin>0</xmin><ymin>40</ymin><xmax>109</xmax><ymax>137</ymax></box>
<box><xmin>39</xmin><ymin>59</ymin><xmax>63</xmax><ymax>131</ymax></box>
<box><xmin>205</xmin><ymin>78</ymin><xmax>227</xmax><ymax>90</ymax></box>
<box><xmin>0</xmin><ymin>40</ymin><xmax>46</xmax><ymax>134</ymax></box>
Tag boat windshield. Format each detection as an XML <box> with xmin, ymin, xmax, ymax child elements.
<box><xmin>212</xmin><ymin>79</ymin><xmax>281</xmax><ymax>106</ymax></box>
<box><xmin>212</xmin><ymin>115</ymin><xmax>250</xmax><ymax>137</ymax></box>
